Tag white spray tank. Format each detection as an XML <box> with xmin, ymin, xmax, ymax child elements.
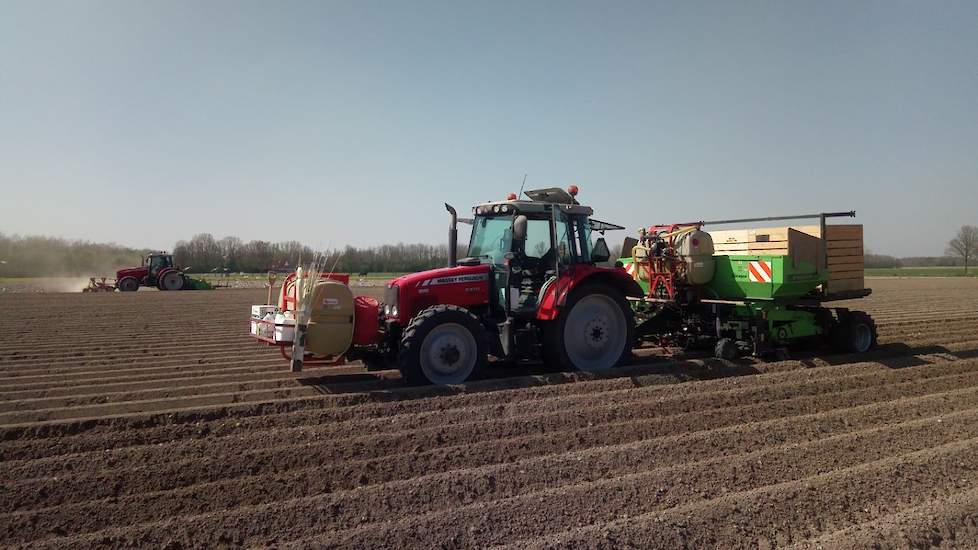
<box><xmin>675</xmin><ymin>229</ymin><xmax>716</xmax><ymax>285</ymax></box>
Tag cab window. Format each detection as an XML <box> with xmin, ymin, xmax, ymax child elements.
<box><xmin>553</xmin><ymin>216</ymin><xmax>572</xmax><ymax>265</ymax></box>
<box><xmin>468</xmin><ymin>216</ymin><xmax>513</xmax><ymax>266</ymax></box>
<box><xmin>524</xmin><ymin>219</ymin><xmax>553</xmax><ymax>259</ymax></box>
<box><xmin>571</xmin><ymin>216</ymin><xmax>592</xmax><ymax>263</ymax></box>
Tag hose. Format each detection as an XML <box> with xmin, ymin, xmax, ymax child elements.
<box><xmin>660</xmin><ymin>225</ymin><xmax>699</xmax><ymax>239</ymax></box>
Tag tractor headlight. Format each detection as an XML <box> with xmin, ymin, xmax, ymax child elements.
<box><xmin>384</xmin><ymin>284</ymin><xmax>400</xmax><ymax>318</ymax></box>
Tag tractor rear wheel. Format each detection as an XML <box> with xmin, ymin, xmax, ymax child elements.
<box><xmin>117</xmin><ymin>277</ymin><xmax>139</xmax><ymax>292</ymax></box>
<box><xmin>398</xmin><ymin>305</ymin><xmax>487</xmax><ymax>385</ymax></box>
<box><xmin>160</xmin><ymin>271</ymin><xmax>185</xmax><ymax>291</ymax></box>
<box><xmin>544</xmin><ymin>283</ymin><xmax>634</xmax><ymax>372</ymax></box>
<box><xmin>831</xmin><ymin>311</ymin><xmax>878</xmax><ymax>353</ymax></box>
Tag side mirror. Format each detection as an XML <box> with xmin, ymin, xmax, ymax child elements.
<box><xmin>513</xmin><ymin>215</ymin><xmax>528</xmax><ymax>241</ymax></box>
<box><xmin>591</xmin><ymin>237</ymin><xmax>611</xmax><ymax>263</ymax></box>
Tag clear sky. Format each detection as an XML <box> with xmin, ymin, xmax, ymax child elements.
<box><xmin>1</xmin><ymin>0</ymin><xmax>975</xmax><ymax>256</ymax></box>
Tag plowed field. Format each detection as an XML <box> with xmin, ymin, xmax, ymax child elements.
<box><xmin>2</xmin><ymin>278</ymin><xmax>978</xmax><ymax>548</ymax></box>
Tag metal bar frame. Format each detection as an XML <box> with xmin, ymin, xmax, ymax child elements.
<box><xmin>700</xmin><ymin>211</ymin><xmax>855</xmax><ymax>227</ymax></box>
<box><xmin>635</xmin><ymin>223</ymin><xmax>693</xmax><ymax>300</ymax></box>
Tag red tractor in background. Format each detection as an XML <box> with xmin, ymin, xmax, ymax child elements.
<box><xmin>84</xmin><ymin>252</ymin><xmax>189</xmax><ymax>292</ymax></box>
<box><xmin>253</xmin><ymin>186</ymin><xmax>644</xmax><ymax>385</ymax></box>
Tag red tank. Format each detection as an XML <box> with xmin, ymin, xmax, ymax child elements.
<box><xmin>352</xmin><ymin>296</ymin><xmax>380</xmax><ymax>345</ymax></box>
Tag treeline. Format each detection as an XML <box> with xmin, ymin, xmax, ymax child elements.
<box><xmin>330</xmin><ymin>243</ymin><xmax>466</xmax><ymax>274</ymax></box>
<box><xmin>173</xmin><ymin>233</ymin><xmax>464</xmax><ymax>274</ymax></box>
<box><xmin>865</xmin><ymin>250</ymin><xmax>969</xmax><ymax>269</ymax></box>
<box><xmin>0</xmin><ymin>231</ymin><xmax>463</xmax><ymax>277</ymax></box>
<box><xmin>172</xmin><ymin>235</ymin><xmax>314</xmax><ymax>273</ymax></box>
<box><xmin>0</xmin><ymin>233</ymin><xmax>148</xmax><ymax>277</ymax></box>
<box><xmin>7</xmin><ymin>230</ymin><xmax>969</xmax><ymax>277</ymax></box>
<box><xmin>865</xmin><ymin>252</ymin><xmax>901</xmax><ymax>269</ymax></box>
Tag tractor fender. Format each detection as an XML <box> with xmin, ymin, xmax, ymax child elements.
<box><xmin>535</xmin><ymin>266</ymin><xmax>643</xmax><ymax>321</ymax></box>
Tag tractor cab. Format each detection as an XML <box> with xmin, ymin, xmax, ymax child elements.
<box><xmin>463</xmin><ymin>186</ymin><xmax>623</xmax><ymax>316</ymax></box>
<box><xmin>144</xmin><ymin>253</ymin><xmax>174</xmax><ymax>282</ymax></box>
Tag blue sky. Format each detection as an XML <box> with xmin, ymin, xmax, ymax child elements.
<box><xmin>1</xmin><ymin>0</ymin><xmax>975</xmax><ymax>256</ymax></box>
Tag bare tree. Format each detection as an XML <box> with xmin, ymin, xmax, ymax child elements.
<box><xmin>947</xmin><ymin>225</ymin><xmax>978</xmax><ymax>275</ymax></box>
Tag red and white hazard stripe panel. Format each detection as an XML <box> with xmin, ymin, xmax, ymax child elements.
<box><xmin>747</xmin><ymin>259</ymin><xmax>773</xmax><ymax>283</ymax></box>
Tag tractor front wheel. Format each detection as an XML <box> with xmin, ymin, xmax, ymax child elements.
<box><xmin>398</xmin><ymin>305</ymin><xmax>487</xmax><ymax>385</ymax></box>
<box><xmin>544</xmin><ymin>284</ymin><xmax>634</xmax><ymax>372</ymax></box>
<box><xmin>117</xmin><ymin>277</ymin><xmax>139</xmax><ymax>292</ymax></box>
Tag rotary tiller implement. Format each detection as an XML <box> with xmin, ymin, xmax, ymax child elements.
<box><xmin>82</xmin><ymin>277</ymin><xmax>116</xmax><ymax>292</ymax></box>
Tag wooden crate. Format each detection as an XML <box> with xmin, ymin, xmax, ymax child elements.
<box><xmin>825</xmin><ymin>225</ymin><xmax>863</xmax><ymax>241</ymax></box>
<box><xmin>824</xmin><ymin>278</ymin><xmax>866</xmax><ymax>293</ymax></box>
<box><xmin>708</xmin><ymin>223</ymin><xmax>865</xmax><ymax>294</ymax></box>
<box><xmin>708</xmin><ymin>229</ymin><xmax>752</xmax><ymax>245</ymax></box>
<box><xmin>822</xmin><ymin>225</ymin><xmax>865</xmax><ymax>293</ymax></box>
<box><xmin>713</xmin><ymin>243</ymin><xmax>790</xmax><ymax>254</ymax></box>
<box><xmin>828</xmin><ymin>254</ymin><xmax>864</xmax><ymax>265</ymax></box>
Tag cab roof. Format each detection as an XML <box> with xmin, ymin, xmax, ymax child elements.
<box><xmin>471</xmin><ymin>187</ymin><xmax>625</xmax><ymax>232</ymax></box>
<box><xmin>473</xmin><ymin>187</ymin><xmax>593</xmax><ymax>216</ymax></box>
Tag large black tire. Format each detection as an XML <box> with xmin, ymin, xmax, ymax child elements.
<box><xmin>398</xmin><ymin>305</ymin><xmax>487</xmax><ymax>385</ymax></box>
<box><xmin>117</xmin><ymin>277</ymin><xmax>139</xmax><ymax>292</ymax></box>
<box><xmin>831</xmin><ymin>310</ymin><xmax>878</xmax><ymax>353</ymax></box>
<box><xmin>543</xmin><ymin>283</ymin><xmax>634</xmax><ymax>372</ymax></box>
<box><xmin>715</xmin><ymin>338</ymin><xmax>739</xmax><ymax>360</ymax></box>
<box><xmin>160</xmin><ymin>270</ymin><xmax>185</xmax><ymax>291</ymax></box>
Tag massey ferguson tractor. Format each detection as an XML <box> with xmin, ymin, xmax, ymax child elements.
<box><xmin>84</xmin><ymin>252</ymin><xmax>199</xmax><ymax>292</ymax></box>
<box><xmin>250</xmin><ymin>186</ymin><xmax>877</xmax><ymax>385</ymax></box>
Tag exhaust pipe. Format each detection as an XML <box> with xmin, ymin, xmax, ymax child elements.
<box><xmin>445</xmin><ymin>203</ymin><xmax>458</xmax><ymax>268</ymax></box>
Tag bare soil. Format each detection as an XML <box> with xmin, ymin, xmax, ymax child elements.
<box><xmin>1</xmin><ymin>278</ymin><xmax>978</xmax><ymax>548</ymax></box>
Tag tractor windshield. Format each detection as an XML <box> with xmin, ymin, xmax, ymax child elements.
<box><xmin>468</xmin><ymin>215</ymin><xmax>513</xmax><ymax>265</ymax></box>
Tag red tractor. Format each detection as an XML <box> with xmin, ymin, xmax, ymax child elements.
<box><xmin>85</xmin><ymin>252</ymin><xmax>188</xmax><ymax>292</ymax></box>
<box><xmin>253</xmin><ymin>187</ymin><xmax>644</xmax><ymax>385</ymax></box>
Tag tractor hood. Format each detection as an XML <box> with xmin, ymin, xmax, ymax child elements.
<box><xmin>116</xmin><ymin>266</ymin><xmax>148</xmax><ymax>279</ymax></box>
<box><xmin>391</xmin><ymin>263</ymin><xmax>491</xmax><ymax>289</ymax></box>
<box><xmin>386</xmin><ymin>263</ymin><xmax>492</xmax><ymax>324</ymax></box>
